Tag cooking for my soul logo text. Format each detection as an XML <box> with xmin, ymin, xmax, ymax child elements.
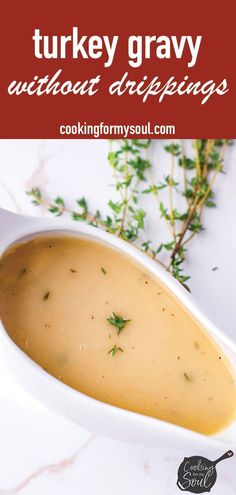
<box><xmin>177</xmin><ymin>450</ymin><xmax>234</xmax><ymax>493</ymax></box>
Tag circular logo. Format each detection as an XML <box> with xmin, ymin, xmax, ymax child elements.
<box><xmin>176</xmin><ymin>450</ymin><xmax>234</xmax><ymax>493</ymax></box>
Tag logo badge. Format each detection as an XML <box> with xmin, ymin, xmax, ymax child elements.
<box><xmin>177</xmin><ymin>450</ymin><xmax>234</xmax><ymax>493</ymax></box>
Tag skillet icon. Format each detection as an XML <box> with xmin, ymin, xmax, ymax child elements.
<box><xmin>177</xmin><ymin>450</ymin><xmax>234</xmax><ymax>493</ymax></box>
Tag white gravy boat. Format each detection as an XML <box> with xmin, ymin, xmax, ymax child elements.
<box><xmin>0</xmin><ymin>206</ymin><xmax>236</xmax><ymax>453</ymax></box>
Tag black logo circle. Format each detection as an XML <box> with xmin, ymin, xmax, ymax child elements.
<box><xmin>177</xmin><ymin>450</ymin><xmax>234</xmax><ymax>493</ymax></box>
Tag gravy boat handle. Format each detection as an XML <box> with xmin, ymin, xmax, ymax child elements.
<box><xmin>0</xmin><ymin>207</ymin><xmax>21</xmax><ymax>236</ymax></box>
<box><xmin>0</xmin><ymin>207</ymin><xmax>40</xmax><ymax>246</ymax></box>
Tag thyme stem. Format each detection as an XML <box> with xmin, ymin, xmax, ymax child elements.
<box><xmin>27</xmin><ymin>139</ymin><xmax>229</xmax><ymax>289</ymax></box>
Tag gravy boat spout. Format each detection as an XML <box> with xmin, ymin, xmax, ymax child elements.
<box><xmin>0</xmin><ymin>206</ymin><xmax>236</xmax><ymax>453</ymax></box>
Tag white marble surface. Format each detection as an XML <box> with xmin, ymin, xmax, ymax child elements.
<box><xmin>0</xmin><ymin>139</ymin><xmax>236</xmax><ymax>494</ymax></box>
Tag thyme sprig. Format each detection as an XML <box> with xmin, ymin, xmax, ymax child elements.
<box><xmin>27</xmin><ymin>139</ymin><xmax>229</xmax><ymax>289</ymax></box>
<box><xmin>27</xmin><ymin>140</ymin><xmax>150</xmax><ymax>243</ymax></box>
<box><xmin>142</xmin><ymin>139</ymin><xmax>228</xmax><ymax>286</ymax></box>
<box><xmin>106</xmin><ymin>139</ymin><xmax>150</xmax><ymax>241</ymax></box>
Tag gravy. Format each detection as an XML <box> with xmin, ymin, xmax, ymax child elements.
<box><xmin>0</xmin><ymin>235</ymin><xmax>235</xmax><ymax>435</ymax></box>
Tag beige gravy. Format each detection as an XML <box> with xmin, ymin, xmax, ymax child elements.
<box><xmin>0</xmin><ymin>235</ymin><xmax>235</xmax><ymax>435</ymax></box>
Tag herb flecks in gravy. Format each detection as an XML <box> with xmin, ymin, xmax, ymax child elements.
<box><xmin>18</xmin><ymin>267</ymin><xmax>27</xmax><ymax>278</ymax></box>
<box><xmin>184</xmin><ymin>372</ymin><xmax>193</xmax><ymax>382</ymax></box>
<box><xmin>108</xmin><ymin>345</ymin><xmax>124</xmax><ymax>357</ymax></box>
<box><xmin>43</xmin><ymin>291</ymin><xmax>50</xmax><ymax>301</ymax></box>
<box><xmin>107</xmin><ymin>312</ymin><xmax>131</xmax><ymax>335</ymax></box>
<box><xmin>0</xmin><ymin>236</ymin><xmax>235</xmax><ymax>435</ymax></box>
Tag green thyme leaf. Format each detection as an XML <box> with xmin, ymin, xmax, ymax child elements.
<box><xmin>108</xmin><ymin>345</ymin><xmax>124</xmax><ymax>357</ymax></box>
<box><xmin>107</xmin><ymin>312</ymin><xmax>131</xmax><ymax>335</ymax></box>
